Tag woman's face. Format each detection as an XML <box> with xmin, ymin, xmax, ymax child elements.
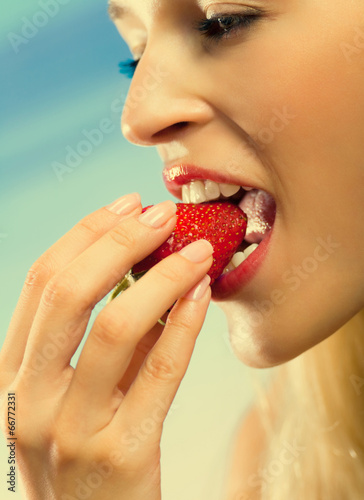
<box><xmin>111</xmin><ymin>0</ymin><xmax>364</xmax><ymax>367</ymax></box>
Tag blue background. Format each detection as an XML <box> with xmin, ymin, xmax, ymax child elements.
<box><xmin>0</xmin><ymin>2</ymin><xmax>269</xmax><ymax>498</ymax></box>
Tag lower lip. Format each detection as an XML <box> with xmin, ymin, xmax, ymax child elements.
<box><xmin>211</xmin><ymin>229</ymin><xmax>273</xmax><ymax>300</ymax></box>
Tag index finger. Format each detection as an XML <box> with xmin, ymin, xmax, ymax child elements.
<box><xmin>1</xmin><ymin>193</ymin><xmax>142</xmax><ymax>375</ymax></box>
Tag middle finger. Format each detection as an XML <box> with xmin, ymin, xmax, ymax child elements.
<box><xmin>20</xmin><ymin>201</ymin><xmax>178</xmax><ymax>379</ymax></box>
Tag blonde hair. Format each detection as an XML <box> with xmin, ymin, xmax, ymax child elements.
<box><xmin>256</xmin><ymin>308</ymin><xmax>364</xmax><ymax>499</ymax></box>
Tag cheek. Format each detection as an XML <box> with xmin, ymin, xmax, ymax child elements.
<box><xmin>215</xmin><ymin>16</ymin><xmax>364</xmax><ymax>366</ymax></box>
<box><xmin>246</xmin><ymin>22</ymin><xmax>364</xmax><ymax>151</ymax></box>
<box><xmin>220</xmin><ymin>12</ymin><xmax>364</xmax><ymax>243</ymax></box>
<box><xmin>215</xmin><ymin>6</ymin><xmax>364</xmax><ymax>164</ymax></box>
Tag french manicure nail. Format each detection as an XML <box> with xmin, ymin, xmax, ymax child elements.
<box><xmin>184</xmin><ymin>275</ymin><xmax>211</xmax><ymax>301</ymax></box>
<box><xmin>138</xmin><ymin>201</ymin><xmax>177</xmax><ymax>228</ymax></box>
<box><xmin>106</xmin><ymin>193</ymin><xmax>141</xmax><ymax>215</ymax></box>
<box><xmin>179</xmin><ymin>240</ymin><xmax>214</xmax><ymax>263</ymax></box>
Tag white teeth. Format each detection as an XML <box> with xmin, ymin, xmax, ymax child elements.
<box><xmin>189</xmin><ymin>180</ymin><xmax>207</xmax><ymax>203</ymax></box>
<box><xmin>182</xmin><ymin>184</ymin><xmax>191</xmax><ymax>203</ymax></box>
<box><xmin>231</xmin><ymin>252</ymin><xmax>247</xmax><ymax>268</ymax></box>
<box><xmin>204</xmin><ymin>180</ymin><xmax>220</xmax><ymax>200</ymax></box>
<box><xmin>227</xmin><ymin>244</ymin><xmax>259</xmax><ymax>272</ymax></box>
<box><xmin>182</xmin><ymin>180</ymin><xmax>246</xmax><ymax>203</ymax></box>
<box><xmin>244</xmin><ymin>243</ymin><xmax>259</xmax><ymax>258</ymax></box>
<box><xmin>242</xmin><ymin>186</ymin><xmax>254</xmax><ymax>191</ymax></box>
<box><xmin>219</xmin><ymin>183</ymin><xmax>240</xmax><ymax>197</ymax></box>
<box><xmin>222</xmin><ymin>261</ymin><xmax>236</xmax><ymax>274</ymax></box>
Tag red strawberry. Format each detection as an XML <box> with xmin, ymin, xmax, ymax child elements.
<box><xmin>133</xmin><ymin>202</ymin><xmax>247</xmax><ymax>284</ymax></box>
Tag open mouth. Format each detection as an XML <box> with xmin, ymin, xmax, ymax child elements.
<box><xmin>180</xmin><ymin>179</ymin><xmax>276</xmax><ymax>278</ymax></box>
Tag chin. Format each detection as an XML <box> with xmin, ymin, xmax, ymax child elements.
<box><xmin>218</xmin><ymin>300</ymin><xmax>332</xmax><ymax>369</ymax></box>
<box><xmin>219</xmin><ymin>294</ymin><xmax>364</xmax><ymax>369</ymax></box>
<box><xmin>227</xmin><ymin>322</ymin><xmax>288</xmax><ymax>369</ymax></box>
<box><xmin>217</xmin><ymin>301</ymin><xmax>286</xmax><ymax>368</ymax></box>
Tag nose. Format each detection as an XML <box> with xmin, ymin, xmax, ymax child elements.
<box><xmin>121</xmin><ymin>46</ymin><xmax>214</xmax><ymax>146</ymax></box>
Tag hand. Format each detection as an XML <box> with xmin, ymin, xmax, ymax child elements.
<box><xmin>0</xmin><ymin>193</ymin><xmax>213</xmax><ymax>500</ymax></box>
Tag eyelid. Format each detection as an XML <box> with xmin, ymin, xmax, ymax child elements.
<box><xmin>205</xmin><ymin>3</ymin><xmax>261</xmax><ymax>18</ymax></box>
<box><xmin>131</xmin><ymin>47</ymin><xmax>144</xmax><ymax>60</ymax></box>
<box><xmin>123</xmin><ymin>29</ymin><xmax>147</xmax><ymax>58</ymax></box>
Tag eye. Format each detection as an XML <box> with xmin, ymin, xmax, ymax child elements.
<box><xmin>118</xmin><ymin>58</ymin><xmax>140</xmax><ymax>79</ymax></box>
<box><xmin>196</xmin><ymin>11</ymin><xmax>261</xmax><ymax>41</ymax></box>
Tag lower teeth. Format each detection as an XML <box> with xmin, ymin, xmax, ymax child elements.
<box><xmin>223</xmin><ymin>243</ymin><xmax>260</xmax><ymax>274</ymax></box>
<box><xmin>244</xmin><ymin>243</ymin><xmax>259</xmax><ymax>258</ymax></box>
<box><xmin>231</xmin><ymin>252</ymin><xmax>246</xmax><ymax>268</ymax></box>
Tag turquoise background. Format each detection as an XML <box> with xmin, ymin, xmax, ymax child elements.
<box><xmin>0</xmin><ymin>2</ymin><xmax>269</xmax><ymax>498</ymax></box>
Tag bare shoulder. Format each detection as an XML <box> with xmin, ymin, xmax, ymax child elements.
<box><xmin>223</xmin><ymin>379</ymin><xmax>279</xmax><ymax>500</ymax></box>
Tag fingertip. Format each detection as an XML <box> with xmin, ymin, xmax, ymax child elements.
<box><xmin>106</xmin><ymin>192</ymin><xmax>141</xmax><ymax>215</ymax></box>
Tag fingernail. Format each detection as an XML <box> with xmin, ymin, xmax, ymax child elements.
<box><xmin>138</xmin><ymin>201</ymin><xmax>177</xmax><ymax>228</ymax></box>
<box><xmin>179</xmin><ymin>240</ymin><xmax>214</xmax><ymax>263</ymax></box>
<box><xmin>106</xmin><ymin>193</ymin><xmax>141</xmax><ymax>215</ymax></box>
<box><xmin>184</xmin><ymin>275</ymin><xmax>211</xmax><ymax>301</ymax></box>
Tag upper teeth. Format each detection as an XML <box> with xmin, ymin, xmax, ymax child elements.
<box><xmin>181</xmin><ymin>180</ymin><xmax>263</xmax><ymax>275</ymax></box>
<box><xmin>182</xmin><ymin>180</ymin><xmax>253</xmax><ymax>203</ymax></box>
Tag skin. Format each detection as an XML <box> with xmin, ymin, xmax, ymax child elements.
<box><xmin>1</xmin><ymin>1</ymin><xmax>363</xmax><ymax>498</ymax></box>
<box><xmin>0</xmin><ymin>197</ymin><xmax>213</xmax><ymax>499</ymax></box>
<box><xmin>116</xmin><ymin>0</ymin><xmax>364</xmax><ymax>367</ymax></box>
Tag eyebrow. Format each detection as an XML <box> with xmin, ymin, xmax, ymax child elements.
<box><xmin>108</xmin><ymin>0</ymin><xmax>128</xmax><ymax>20</ymax></box>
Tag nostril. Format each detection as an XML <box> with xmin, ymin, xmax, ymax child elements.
<box><xmin>152</xmin><ymin>121</ymin><xmax>189</xmax><ymax>141</ymax></box>
<box><xmin>174</xmin><ymin>121</ymin><xmax>189</xmax><ymax>129</ymax></box>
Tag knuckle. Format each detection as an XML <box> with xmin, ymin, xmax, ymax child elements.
<box><xmin>107</xmin><ymin>224</ymin><xmax>136</xmax><ymax>250</ymax></box>
<box><xmin>166</xmin><ymin>310</ymin><xmax>194</xmax><ymax>335</ymax></box>
<box><xmin>78</xmin><ymin>212</ymin><xmax>105</xmax><ymax>238</ymax></box>
<box><xmin>16</xmin><ymin>424</ymin><xmax>39</xmax><ymax>454</ymax></box>
<box><xmin>93</xmin><ymin>310</ymin><xmax>134</xmax><ymax>347</ymax></box>
<box><xmin>41</xmin><ymin>272</ymin><xmax>80</xmax><ymax>309</ymax></box>
<box><xmin>24</xmin><ymin>259</ymin><xmax>54</xmax><ymax>292</ymax></box>
<box><xmin>48</xmin><ymin>415</ymin><xmax>86</xmax><ymax>464</ymax></box>
<box><xmin>143</xmin><ymin>350</ymin><xmax>179</xmax><ymax>383</ymax></box>
<box><xmin>154</xmin><ymin>262</ymin><xmax>183</xmax><ymax>285</ymax></box>
<box><xmin>50</xmin><ymin>430</ymin><xmax>80</xmax><ymax>464</ymax></box>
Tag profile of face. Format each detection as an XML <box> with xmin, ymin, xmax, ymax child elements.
<box><xmin>110</xmin><ymin>0</ymin><xmax>364</xmax><ymax>368</ymax></box>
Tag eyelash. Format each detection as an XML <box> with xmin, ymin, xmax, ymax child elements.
<box><xmin>118</xmin><ymin>12</ymin><xmax>261</xmax><ymax>79</ymax></box>
<box><xmin>118</xmin><ymin>58</ymin><xmax>139</xmax><ymax>79</ymax></box>
<box><xmin>196</xmin><ymin>12</ymin><xmax>261</xmax><ymax>41</ymax></box>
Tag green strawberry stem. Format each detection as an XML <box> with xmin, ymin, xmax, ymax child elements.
<box><xmin>107</xmin><ymin>270</ymin><xmax>146</xmax><ymax>302</ymax></box>
<box><xmin>107</xmin><ymin>269</ymin><xmax>166</xmax><ymax>326</ymax></box>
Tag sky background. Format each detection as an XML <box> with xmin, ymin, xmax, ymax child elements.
<box><xmin>0</xmin><ymin>2</ymin><xmax>271</xmax><ymax>498</ymax></box>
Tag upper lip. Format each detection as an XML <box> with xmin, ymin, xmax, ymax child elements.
<box><xmin>163</xmin><ymin>163</ymin><xmax>262</xmax><ymax>200</ymax></box>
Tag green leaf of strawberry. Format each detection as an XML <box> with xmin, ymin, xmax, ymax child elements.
<box><xmin>133</xmin><ymin>201</ymin><xmax>247</xmax><ymax>284</ymax></box>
